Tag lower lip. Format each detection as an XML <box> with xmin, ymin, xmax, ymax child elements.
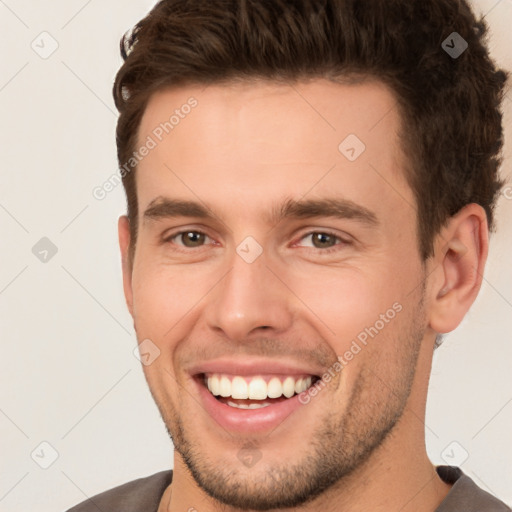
<box><xmin>193</xmin><ymin>375</ymin><xmax>311</xmax><ymax>434</ymax></box>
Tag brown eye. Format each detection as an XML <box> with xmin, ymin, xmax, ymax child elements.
<box><xmin>164</xmin><ymin>230</ymin><xmax>211</xmax><ymax>248</ymax></box>
<box><xmin>298</xmin><ymin>232</ymin><xmax>341</xmax><ymax>249</ymax></box>
<box><xmin>294</xmin><ymin>230</ymin><xmax>351</xmax><ymax>255</ymax></box>
<box><xmin>309</xmin><ymin>232</ymin><xmax>338</xmax><ymax>249</ymax></box>
<box><xmin>178</xmin><ymin>231</ymin><xmax>207</xmax><ymax>247</ymax></box>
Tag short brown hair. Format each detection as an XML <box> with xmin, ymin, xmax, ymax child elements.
<box><xmin>113</xmin><ymin>0</ymin><xmax>508</xmax><ymax>264</ymax></box>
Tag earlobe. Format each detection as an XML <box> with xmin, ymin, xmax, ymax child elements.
<box><xmin>118</xmin><ymin>215</ymin><xmax>134</xmax><ymax>318</ymax></box>
<box><xmin>428</xmin><ymin>204</ymin><xmax>488</xmax><ymax>334</ymax></box>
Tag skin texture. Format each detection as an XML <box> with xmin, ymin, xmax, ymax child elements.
<box><xmin>118</xmin><ymin>79</ymin><xmax>488</xmax><ymax>512</ymax></box>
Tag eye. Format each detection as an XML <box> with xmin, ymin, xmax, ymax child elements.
<box><xmin>295</xmin><ymin>231</ymin><xmax>349</xmax><ymax>253</ymax></box>
<box><xmin>164</xmin><ymin>230</ymin><xmax>212</xmax><ymax>248</ymax></box>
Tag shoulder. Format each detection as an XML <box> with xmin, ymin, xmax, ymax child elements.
<box><xmin>65</xmin><ymin>469</ymin><xmax>173</xmax><ymax>512</ymax></box>
<box><xmin>437</xmin><ymin>466</ymin><xmax>511</xmax><ymax>512</ymax></box>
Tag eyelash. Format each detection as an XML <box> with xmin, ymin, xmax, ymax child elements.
<box><xmin>162</xmin><ymin>229</ymin><xmax>350</xmax><ymax>255</ymax></box>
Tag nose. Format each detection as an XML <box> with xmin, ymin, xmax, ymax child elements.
<box><xmin>204</xmin><ymin>247</ymin><xmax>295</xmax><ymax>342</ymax></box>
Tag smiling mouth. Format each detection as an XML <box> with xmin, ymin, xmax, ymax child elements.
<box><xmin>199</xmin><ymin>372</ymin><xmax>321</xmax><ymax>409</ymax></box>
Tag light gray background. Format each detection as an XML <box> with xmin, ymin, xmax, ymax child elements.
<box><xmin>0</xmin><ymin>1</ymin><xmax>511</xmax><ymax>511</ymax></box>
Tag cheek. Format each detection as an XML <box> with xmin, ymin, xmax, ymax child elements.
<box><xmin>130</xmin><ymin>264</ymin><xmax>201</xmax><ymax>339</ymax></box>
<box><xmin>289</xmin><ymin>265</ymin><xmax>403</xmax><ymax>342</ymax></box>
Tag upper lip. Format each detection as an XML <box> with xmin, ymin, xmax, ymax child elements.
<box><xmin>188</xmin><ymin>358</ymin><xmax>323</xmax><ymax>378</ymax></box>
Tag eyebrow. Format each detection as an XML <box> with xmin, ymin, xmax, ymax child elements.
<box><xmin>143</xmin><ymin>196</ymin><xmax>379</xmax><ymax>227</ymax></box>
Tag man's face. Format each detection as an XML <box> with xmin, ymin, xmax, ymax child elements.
<box><xmin>121</xmin><ymin>79</ymin><xmax>432</xmax><ymax>509</ymax></box>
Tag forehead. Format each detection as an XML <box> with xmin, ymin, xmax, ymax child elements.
<box><xmin>135</xmin><ymin>78</ymin><xmax>413</xmax><ymax>222</ymax></box>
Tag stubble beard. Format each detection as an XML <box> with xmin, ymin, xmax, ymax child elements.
<box><xmin>150</xmin><ymin>294</ymin><xmax>426</xmax><ymax>510</ymax></box>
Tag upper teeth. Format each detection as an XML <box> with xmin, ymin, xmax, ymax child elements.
<box><xmin>205</xmin><ymin>374</ymin><xmax>314</xmax><ymax>400</ymax></box>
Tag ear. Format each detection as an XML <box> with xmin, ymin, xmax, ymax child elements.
<box><xmin>118</xmin><ymin>215</ymin><xmax>134</xmax><ymax>318</ymax></box>
<box><xmin>428</xmin><ymin>204</ymin><xmax>489</xmax><ymax>334</ymax></box>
